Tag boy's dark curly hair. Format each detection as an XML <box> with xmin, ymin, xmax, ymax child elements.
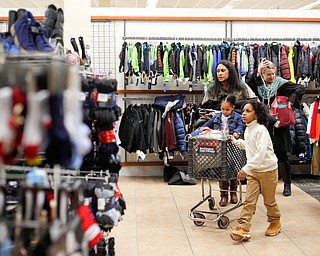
<box><xmin>241</xmin><ymin>99</ymin><xmax>269</xmax><ymax>127</ymax></box>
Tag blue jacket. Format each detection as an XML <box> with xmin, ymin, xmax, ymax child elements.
<box><xmin>174</xmin><ymin>111</ymin><xmax>187</xmax><ymax>155</ymax></box>
<box><xmin>202</xmin><ymin>111</ymin><xmax>244</xmax><ymax>136</ymax></box>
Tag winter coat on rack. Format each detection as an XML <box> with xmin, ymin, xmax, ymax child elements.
<box><xmin>162</xmin><ymin>112</ymin><xmax>176</xmax><ymax>152</ymax></box>
<box><xmin>137</xmin><ymin>104</ymin><xmax>150</xmax><ymax>146</ymax></box>
<box><xmin>119</xmin><ymin>104</ymin><xmax>147</xmax><ymax>153</ymax></box>
<box><xmin>146</xmin><ymin>105</ymin><xmax>155</xmax><ymax>151</ymax></box>
<box><xmin>270</xmin><ymin>43</ymin><xmax>281</xmax><ymax>76</ymax></box>
<box><xmin>156</xmin><ymin>42</ymin><xmax>164</xmax><ymax>74</ymax></box>
<box><xmin>302</xmin><ymin>45</ymin><xmax>312</xmax><ymax>79</ymax></box>
<box><xmin>289</xmin><ymin>107</ymin><xmax>307</xmax><ymax>157</ymax></box>
<box><xmin>174</xmin><ymin>111</ymin><xmax>187</xmax><ymax>155</ymax></box>
<box><xmin>293</xmin><ymin>40</ymin><xmax>303</xmax><ymax>80</ymax></box>
<box><xmin>280</xmin><ymin>45</ymin><xmax>291</xmax><ymax>80</ymax></box>
<box><xmin>288</xmin><ymin>46</ymin><xmax>296</xmax><ymax>83</ymax></box>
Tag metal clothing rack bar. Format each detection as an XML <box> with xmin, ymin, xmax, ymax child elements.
<box><xmin>5</xmin><ymin>53</ymin><xmax>66</xmax><ymax>63</ymax></box>
<box><xmin>4</xmin><ymin>165</ymin><xmax>80</xmax><ymax>175</ymax></box>
<box><xmin>122</xmin><ymin>36</ymin><xmax>226</xmax><ymax>41</ymax></box>
<box><xmin>122</xmin><ymin>96</ymin><xmax>155</xmax><ymax>101</ymax></box>
<box><xmin>231</xmin><ymin>37</ymin><xmax>320</xmax><ymax>42</ymax></box>
<box><xmin>122</xmin><ymin>36</ymin><xmax>320</xmax><ymax>42</ymax></box>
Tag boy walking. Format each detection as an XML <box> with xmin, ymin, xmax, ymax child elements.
<box><xmin>228</xmin><ymin>100</ymin><xmax>281</xmax><ymax>241</ymax></box>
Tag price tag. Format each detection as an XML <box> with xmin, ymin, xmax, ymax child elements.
<box><xmin>97</xmin><ymin>93</ymin><xmax>109</xmax><ymax>102</ymax></box>
<box><xmin>78</xmin><ymin>92</ymin><xmax>86</xmax><ymax>101</ymax></box>
<box><xmin>97</xmin><ymin>198</ymin><xmax>105</xmax><ymax>210</ymax></box>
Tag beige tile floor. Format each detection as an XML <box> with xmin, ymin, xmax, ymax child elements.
<box><xmin>111</xmin><ymin>176</ymin><xmax>320</xmax><ymax>256</ymax></box>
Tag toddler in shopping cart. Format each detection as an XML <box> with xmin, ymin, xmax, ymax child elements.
<box><xmin>200</xmin><ymin>93</ymin><xmax>244</xmax><ymax>207</ymax></box>
<box><xmin>228</xmin><ymin>100</ymin><xmax>281</xmax><ymax>242</ymax></box>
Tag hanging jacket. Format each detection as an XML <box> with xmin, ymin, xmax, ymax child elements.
<box><xmin>206</xmin><ymin>45</ymin><xmax>213</xmax><ymax>82</ymax></box>
<box><xmin>162</xmin><ymin>112</ymin><xmax>176</xmax><ymax>152</ymax></box>
<box><xmin>190</xmin><ymin>44</ymin><xmax>197</xmax><ymax>82</ymax></box>
<box><xmin>169</xmin><ymin>42</ymin><xmax>176</xmax><ymax>76</ymax></box>
<box><xmin>252</xmin><ymin>43</ymin><xmax>260</xmax><ymax>70</ymax></box>
<box><xmin>288</xmin><ymin>46</ymin><xmax>296</xmax><ymax>83</ymax></box>
<box><xmin>143</xmin><ymin>42</ymin><xmax>150</xmax><ymax>75</ymax></box>
<box><xmin>156</xmin><ymin>42</ymin><xmax>164</xmax><ymax>74</ymax></box>
<box><xmin>280</xmin><ymin>44</ymin><xmax>291</xmax><ymax>80</ymax></box>
<box><xmin>246</xmin><ymin>46</ymin><xmax>255</xmax><ymax>80</ymax></box>
<box><xmin>131</xmin><ymin>43</ymin><xmax>140</xmax><ymax>76</ymax></box>
<box><xmin>174</xmin><ymin>111</ymin><xmax>187</xmax><ymax>155</ymax></box>
<box><xmin>119</xmin><ymin>105</ymin><xmax>147</xmax><ymax>153</ymax></box>
<box><xmin>163</xmin><ymin>44</ymin><xmax>170</xmax><ymax>82</ymax></box>
<box><xmin>270</xmin><ymin>42</ymin><xmax>281</xmax><ymax>76</ymax></box>
<box><xmin>150</xmin><ymin>44</ymin><xmax>157</xmax><ymax>74</ymax></box>
<box><xmin>220</xmin><ymin>41</ymin><xmax>230</xmax><ymax>60</ymax></box>
<box><xmin>239</xmin><ymin>45</ymin><xmax>248</xmax><ymax>77</ymax></box>
<box><xmin>175</xmin><ymin>43</ymin><xmax>181</xmax><ymax>78</ymax></box>
<box><xmin>119</xmin><ymin>41</ymin><xmax>127</xmax><ymax>73</ymax></box>
<box><xmin>146</xmin><ymin>105</ymin><xmax>155</xmax><ymax>152</ymax></box>
<box><xmin>289</xmin><ymin>107</ymin><xmax>307</xmax><ymax>156</ymax></box>
<box><xmin>293</xmin><ymin>40</ymin><xmax>303</xmax><ymax>80</ymax></box>
<box><xmin>196</xmin><ymin>45</ymin><xmax>203</xmax><ymax>80</ymax></box>
<box><xmin>184</xmin><ymin>44</ymin><xmax>191</xmax><ymax>80</ymax></box>
<box><xmin>201</xmin><ymin>45</ymin><xmax>208</xmax><ymax>79</ymax></box>
<box><xmin>179</xmin><ymin>44</ymin><xmax>185</xmax><ymax>79</ymax></box>
<box><xmin>302</xmin><ymin>45</ymin><xmax>312</xmax><ymax>79</ymax></box>
<box><xmin>259</xmin><ymin>44</ymin><xmax>267</xmax><ymax>59</ymax></box>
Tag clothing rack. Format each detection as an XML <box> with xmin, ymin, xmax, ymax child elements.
<box><xmin>5</xmin><ymin>53</ymin><xmax>66</xmax><ymax>64</ymax></box>
<box><xmin>3</xmin><ymin>164</ymin><xmax>80</xmax><ymax>175</ymax></box>
<box><xmin>122</xmin><ymin>96</ymin><xmax>156</xmax><ymax>101</ymax></box>
<box><xmin>122</xmin><ymin>36</ymin><xmax>320</xmax><ymax>42</ymax></box>
<box><xmin>122</xmin><ymin>95</ymin><xmax>202</xmax><ymax>103</ymax></box>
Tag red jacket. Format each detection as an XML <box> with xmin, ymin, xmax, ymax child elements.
<box><xmin>280</xmin><ymin>44</ymin><xmax>291</xmax><ymax>80</ymax></box>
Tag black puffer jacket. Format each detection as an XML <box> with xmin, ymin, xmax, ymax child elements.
<box><xmin>119</xmin><ymin>104</ymin><xmax>147</xmax><ymax>153</ymax></box>
<box><xmin>289</xmin><ymin>107</ymin><xmax>307</xmax><ymax>156</ymax></box>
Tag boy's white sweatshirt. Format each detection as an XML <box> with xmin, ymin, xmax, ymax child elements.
<box><xmin>231</xmin><ymin>120</ymin><xmax>278</xmax><ymax>174</ymax></box>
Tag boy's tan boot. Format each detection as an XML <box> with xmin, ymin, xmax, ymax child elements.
<box><xmin>265</xmin><ymin>220</ymin><xmax>282</xmax><ymax>236</ymax></box>
<box><xmin>230</xmin><ymin>227</ymin><xmax>251</xmax><ymax>241</ymax></box>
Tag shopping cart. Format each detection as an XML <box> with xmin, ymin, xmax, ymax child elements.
<box><xmin>187</xmin><ymin>136</ymin><xmax>246</xmax><ymax>229</ymax></box>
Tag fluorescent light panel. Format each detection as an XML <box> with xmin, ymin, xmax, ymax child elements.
<box><xmin>298</xmin><ymin>0</ymin><xmax>320</xmax><ymax>10</ymax></box>
<box><xmin>222</xmin><ymin>0</ymin><xmax>241</xmax><ymax>10</ymax></box>
<box><xmin>147</xmin><ymin>0</ymin><xmax>158</xmax><ymax>8</ymax></box>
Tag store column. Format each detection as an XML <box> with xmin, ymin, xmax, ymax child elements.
<box><xmin>63</xmin><ymin>0</ymin><xmax>91</xmax><ymax>53</ymax></box>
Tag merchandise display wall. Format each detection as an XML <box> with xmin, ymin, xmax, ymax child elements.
<box><xmin>106</xmin><ymin>18</ymin><xmax>320</xmax><ymax>174</ymax></box>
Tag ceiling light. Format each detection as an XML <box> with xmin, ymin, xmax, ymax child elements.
<box><xmin>298</xmin><ymin>0</ymin><xmax>320</xmax><ymax>10</ymax></box>
<box><xmin>222</xmin><ymin>0</ymin><xmax>241</xmax><ymax>10</ymax></box>
<box><xmin>146</xmin><ymin>0</ymin><xmax>158</xmax><ymax>9</ymax></box>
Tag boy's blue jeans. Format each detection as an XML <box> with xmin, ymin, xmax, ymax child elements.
<box><xmin>237</xmin><ymin>169</ymin><xmax>281</xmax><ymax>231</ymax></box>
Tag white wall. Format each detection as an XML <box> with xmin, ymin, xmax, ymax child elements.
<box><xmin>64</xmin><ymin>0</ymin><xmax>91</xmax><ymax>52</ymax></box>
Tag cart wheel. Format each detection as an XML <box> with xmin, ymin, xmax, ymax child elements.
<box><xmin>208</xmin><ymin>198</ymin><xmax>215</xmax><ymax>210</ymax></box>
<box><xmin>217</xmin><ymin>216</ymin><xmax>230</xmax><ymax>229</ymax></box>
<box><xmin>193</xmin><ymin>212</ymin><xmax>205</xmax><ymax>226</ymax></box>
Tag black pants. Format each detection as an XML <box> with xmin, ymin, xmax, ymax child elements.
<box><xmin>275</xmin><ymin>150</ymin><xmax>291</xmax><ymax>184</ymax></box>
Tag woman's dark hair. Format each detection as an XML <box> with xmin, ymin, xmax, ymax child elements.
<box><xmin>218</xmin><ymin>93</ymin><xmax>236</xmax><ymax>106</ymax></box>
<box><xmin>241</xmin><ymin>99</ymin><xmax>269</xmax><ymax>127</ymax></box>
<box><xmin>213</xmin><ymin>60</ymin><xmax>249</xmax><ymax>98</ymax></box>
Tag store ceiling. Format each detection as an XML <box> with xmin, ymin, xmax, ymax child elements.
<box><xmin>1</xmin><ymin>0</ymin><xmax>320</xmax><ymax>10</ymax></box>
